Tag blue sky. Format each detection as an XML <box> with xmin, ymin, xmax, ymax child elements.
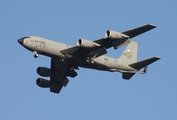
<box><xmin>1</xmin><ymin>0</ymin><xmax>177</xmax><ymax>120</ymax></box>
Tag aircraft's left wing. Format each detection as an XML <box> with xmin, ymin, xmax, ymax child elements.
<box><xmin>60</xmin><ymin>24</ymin><xmax>155</xmax><ymax>61</ymax></box>
<box><xmin>49</xmin><ymin>58</ymin><xmax>77</xmax><ymax>93</ymax></box>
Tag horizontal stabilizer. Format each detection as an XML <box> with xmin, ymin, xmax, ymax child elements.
<box><xmin>129</xmin><ymin>57</ymin><xmax>160</xmax><ymax>70</ymax></box>
<box><xmin>122</xmin><ymin>24</ymin><xmax>156</xmax><ymax>38</ymax></box>
<box><xmin>122</xmin><ymin>73</ymin><xmax>135</xmax><ymax>80</ymax></box>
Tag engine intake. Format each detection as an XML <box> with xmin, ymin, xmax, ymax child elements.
<box><xmin>105</xmin><ymin>30</ymin><xmax>129</xmax><ymax>39</ymax></box>
<box><xmin>37</xmin><ymin>67</ymin><xmax>53</xmax><ymax>77</ymax></box>
<box><xmin>77</xmin><ymin>39</ymin><xmax>100</xmax><ymax>48</ymax></box>
<box><xmin>36</xmin><ymin>78</ymin><xmax>51</xmax><ymax>88</ymax></box>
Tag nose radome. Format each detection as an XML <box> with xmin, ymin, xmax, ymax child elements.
<box><xmin>18</xmin><ymin>38</ymin><xmax>24</xmax><ymax>45</ymax></box>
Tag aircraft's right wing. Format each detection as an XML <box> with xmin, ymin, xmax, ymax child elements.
<box><xmin>122</xmin><ymin>24</ymin><xmax>156</xmax><ymax>38</ymax></box>
<box><xmin>49</xmin><ymin>58</ymin><xmax>77</xmax><ymax>93</ymax></box>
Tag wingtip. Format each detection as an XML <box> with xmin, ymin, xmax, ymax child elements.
<box><xmin>147</xmin><ymin>24</ymin><xmax>157</xmax><ymax>28</ymax></box>
<box><xmin>154</xmin><ymin>56</ymin><xmax>161</xmax><ymax>60</ymax></box>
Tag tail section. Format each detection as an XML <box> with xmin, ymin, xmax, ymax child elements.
<box><xmin>122</xmin><ymin>73</ymin><xmax>135</xmax><ymax>80</ymax></box>
<box><xmin>129</xmin><ymin>57</ymin><xmax>160</xmax><ymax>71</ymax></box>
<box><xmin>118</xmin><ymin>41</ymin><xmax>160</xmax><ymax>80</ymax></box>
<box><xmin>122</xmin><ymin>57</ymin><xmax>160</xmax><ymax>80</ymax></box>
<box><xmin>117</xmin><ymin>41</ymin><xmax>138</xmax><ymax>64</ymax></box>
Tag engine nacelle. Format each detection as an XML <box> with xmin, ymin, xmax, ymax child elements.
<box><xmin>77</xmin><ymin>39</ymin><xmax>100</xmax><ymax>48</ymax></box>
<box><xmin>105</xmin><ymin>30</ymin><xmax>129</xmax><ymax>39</ymax></box>
<box><xmin>37</xmin><ymin>67</ymin><xmax>53</xmax><ymax>77</ymax></box>
<box><xmin>36</xmin><ymin>78</ymin><xmax>51</xmax><ymax>88</ymax></box>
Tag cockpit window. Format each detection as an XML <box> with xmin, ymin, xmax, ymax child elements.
<box><xmin>24</xmin><ymin>36</ymin><xmax>30</xmax><ymax>39</ymax></box>
<box><xmin>18</xmin><ymin>36</ymin><xmax>30</xmax><ymax>40</ymax></box>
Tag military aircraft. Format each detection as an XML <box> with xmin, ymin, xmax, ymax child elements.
<box><xmin>18</xmin><ymin>24</ymin><xmax>160</xmax><ymax>94</ymax></box>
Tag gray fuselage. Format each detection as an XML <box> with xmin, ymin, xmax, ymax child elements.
<box><xmin>20</xmin><ymin>36</ymin><xmax>135</xmax><ymax>72</ymax></box>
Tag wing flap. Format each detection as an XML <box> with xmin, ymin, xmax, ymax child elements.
<box><xmin>88</xmin><ymin>47</ymin><xmax>107</xmax><ymax>60</ymax></box>
<box><xmin>94</xmin><ymin>37</ymin><xmax>130</xmax><ymax>49</ymax></box>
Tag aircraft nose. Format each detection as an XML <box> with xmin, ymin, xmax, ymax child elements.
<box><xmin>18</xmin><ymin>38</ymin><xmax>24</xmax><ymax>45</ymax></box>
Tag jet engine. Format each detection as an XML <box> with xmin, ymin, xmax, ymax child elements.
<box><xmin>77</xmin><ymin>39</ymin><xmax>100</xmax><ymax>48</ymax></box>
<box><xmin>36</xmin><ymin>78</ymin><xmax>51</xmax><ymax>88</ymax></box>
<box><xmin>37</xmin><ymin>67</ymin><xmax>53</xmax><ymax>77</ymax></box>
<box><xmin>105</xmin><ymin>30</ymin><xmax>129</xmax><ymax>39</ymax></box>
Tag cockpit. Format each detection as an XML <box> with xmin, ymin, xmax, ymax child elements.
<box><xmin>18</xmin><ymin>36</ymin><xmax>30</xmax><ymax>45</ymax></box>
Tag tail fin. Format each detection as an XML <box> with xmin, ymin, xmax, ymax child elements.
<box><xmin>123</xmin><ymin>57</ymin><xmax>160</xmax><ymax>80</ymax></box>
<box><xmin>117</xmin><ymin>41</ymin><xmax>138</xmax><ymax>64</ymax></box>
<box><xmin>117</xmin><ymin>41</ymin><xmax>160</xmax><ymax>80</ymax></box>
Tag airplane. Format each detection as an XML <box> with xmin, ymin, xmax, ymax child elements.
<box><xmin>18</xmin><ymin>24</ymin><xmax>160</xmax><ymax>94</ymax></box>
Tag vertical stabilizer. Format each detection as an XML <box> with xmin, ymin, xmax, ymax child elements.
<box><xmin>117</xmin><ymin>41</ymin><xmax>138</xmax><ymax>64</ymax></box>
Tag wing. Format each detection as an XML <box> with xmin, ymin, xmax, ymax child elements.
<box><xmin>94</xmin><ymin>24</ymin><xmax>156</xmax><ymax>50</ymax></box>
<box><xmin>50</xmin><ymin>57</ymin><xmax>77</xmax><ymax>93</ymax></box>
<box><xmin>122</xmin><ymin>24</ymin><xmax>156</xmax><ymax>38</ymax></box>
<box><xmin>60</xmin><ymin>24</ymin><xmax>155</xmax><ymax>61</ymax></box>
